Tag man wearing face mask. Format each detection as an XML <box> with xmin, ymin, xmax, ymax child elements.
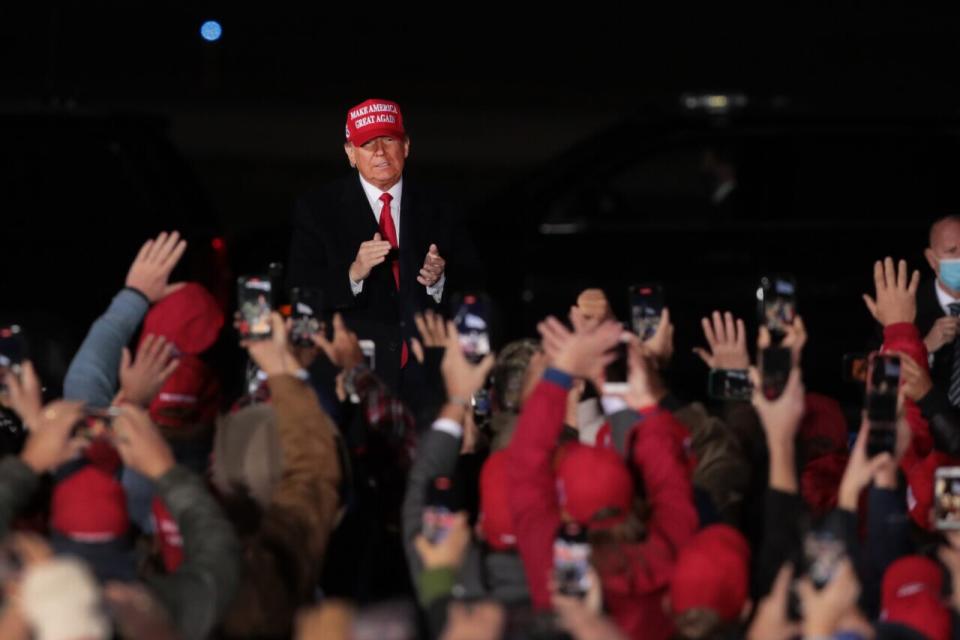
<box><xmin>916</xmin><ymin>215</ymin><xmax>960</xmax><ymax>406</ymax></box>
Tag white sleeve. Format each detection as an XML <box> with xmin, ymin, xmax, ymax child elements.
<box><xmin>350</xmin><ymin>275</ymin><xmax>364</xmax><ymax>296</ymax></box>
<box><xmin>425</xmin><ymin>272</ymin><xmax>445</xmax><ymax>303</ymax></box>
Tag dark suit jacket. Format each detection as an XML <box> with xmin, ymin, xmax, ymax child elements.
<box><xmin>916</xmin><ymin>279</ymin><xmax>952</xmax><ymax>389</ymax></box>
<box><xmin>287</xmin><ymin>173</ymin><xmax>481</xmax><ymax>392</ymax></box>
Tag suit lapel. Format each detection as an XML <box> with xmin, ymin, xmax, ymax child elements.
<box><xmin>399</xmin><ymin>178</ymin><xmax>417</xmax><ymax>294</ymax></box>
<box><xmin>341</xmin><ymin>174</ymin><xmax>379</xmax><ymax>239</ymax></box>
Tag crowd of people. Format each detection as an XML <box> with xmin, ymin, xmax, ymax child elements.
<box><xmin>8</xmin><ymin>95</ymin><xmax>960</xmax><ymax>639</ymax></box>
<box><xmin>1</xmin><ymin>219</ymin><xmax>960</xmax><ymax>640</ymax></box>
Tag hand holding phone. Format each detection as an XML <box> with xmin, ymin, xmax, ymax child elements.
<box><xmin>554</xmin><ymin>522</ymin><xmax>591</xmax><ymax>598</ymax></box>
<box><xmin>707</xmin><ymin>368</ymin><xmax>753</xmax><ymax>401</ymax></box>
<box><xmin>628</xmin><ymin>284</ymin><xmax>663</xmax><ymax>341</ymax></box>
<box><xmin>453</xmin><ymin>294</ymin><xmax>491</xmax><ymax>364</ymax></box>
<box><xmin>758</xmin><ymin>275</ymin><xmax>797</xmax><ymax>342</ymax></box>
<box><xmin>237</xmin><ymin>276</ymin><xmax>273</xmax><ymax>341</ymax></box>
<box><xmin>865</xmin><ymin>353</ymin><xmax>900</xmax><ymax>458</ymax></box>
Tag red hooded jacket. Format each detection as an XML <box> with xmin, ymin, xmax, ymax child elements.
<box><xmin>507</xmin><ymin>372</ymin><xmax>697</xmax><ymax>640</ymax></box>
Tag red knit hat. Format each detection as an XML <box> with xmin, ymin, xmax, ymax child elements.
<box><xmin>51</xmin><ymin>466</ymin><xmax>128</xmax><ymax>542</ymax></box>
<box><xmin>881</xmin><ymin>555</ymin><xmax>951</xmax><ymax>640</ymax></box>
<box><xmin>344</xmin><ymin>99</ymin><xmax>406</xmax><ymax>147</ymax></box>
<box><xmin>141</xmin><ymin>282</ymin><xmax>224</xmax><ymax>356</ymax></box>
<box><xmin>556</xmin><ymin>443</ymin><xmax>633</xmax><ymax>529</ymax></box>
<box><xmin>670</xmin><ymin>524</ymin><xmax>751</xmax><ymax>622</ymax></box>
<box><xmin>478</xmin><ymin>450</ymin><xmax>516</xmax><ymax>551</ymax></box>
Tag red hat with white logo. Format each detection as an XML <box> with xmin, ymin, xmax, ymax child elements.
<box><xmin>881</xmin><ymin>555</ymin><xmax>951</xmax><ymax>640</ymax></box>
<box><xmin>345</xmin><ymin>98</ymin><xmax>406</xmax><ymax>147</ymax></box>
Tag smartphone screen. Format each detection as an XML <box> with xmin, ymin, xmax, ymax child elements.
<box><xmin>628</xmin><ymin>284</ymin><xmax>663</xmax><ymax>340</ymax></box>
<box><xmin>936</xmin><ymin>467</ymin><xmax>960</xmax><ymax>531</ymax></box>
<box><xmin>802</xmin><ymin>528</ymin><xmax>845</xmax><ymax>590</ymax></box>
<box><xmin>758</xmin><ymin>275</ymin><xmax>797</xmax><ymax>337</ymax></box>
<box><xmin>237</xmin><ymin>276</ymin><xmax>273</xmax><ymax>340</ymax></box>
<box><xmin>554</xmin><ymin>522</ymin><xmax>591</xmax><ymax>598</ymax></box>
<box><xmin>866</xmin><ymin>352</ymin><xmax>900</xmax><ymax>458</ymax></box>
<box><xmin>842</xmin><ymin>352</ymin><xmax>868</xmax><ymax>384</ymax></box>
<box><xmin>760</xmin><ymin>346</ymin><xmax>791</xmax><ymax>400</ymax></box>
<box><xmin>707</xmin><ymin>368</ymin><xmax>753</xmax><ymax>401</ymax></box>
<box><xmin>0</xmin><ymin>326</ymin><xmax>26</xmax><ymax>388</ymax></box>
<box><xmin>422</xmin><ymin>476</ymin><xmax>458</xmax><ymax>544</ymax></box>
<box><xmin>602</xmin><ymin>338</ymin><xmax>629</xmax><ymax>395</ymax></box>
<box><xmin>289</xmin><ymin>287</ymin><xmax>323</xmax><ymax>347</ymax></box>
<box><xmin>453</xmin><ymin>294</ymin><xmax>491</xmax><ymax>363</ymax></box>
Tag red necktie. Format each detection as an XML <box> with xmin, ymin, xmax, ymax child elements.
<box><xmin>378</xmin><ymin>193</ymin><xmax>408</xmax><ymax>367</ymax></box>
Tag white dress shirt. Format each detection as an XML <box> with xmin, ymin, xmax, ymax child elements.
<box><xmin>349</xmin><ymin>174</ymin><xmax>445</xmax><ymax>302</ymax></box>
<box><xmin>936</xmin><ymin>279</ymin><xmax>960</xmax><ymax>316</ymax></box>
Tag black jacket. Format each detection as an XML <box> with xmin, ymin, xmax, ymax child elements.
<box><xmin>917</xmin><ymin>279</ymin><xmax>953</xmax><ymax>390</ymax></box>
<box><xmin>287</xmin><ymin>173</ymin><xmax>481</xmax><ymax>392</ymax></box>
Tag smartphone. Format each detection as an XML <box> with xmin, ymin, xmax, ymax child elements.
<box><xmin>601</xmin><ymin>337</ymin><xmax>630</xmax><ymax>395</ymax></box>
<box><xmin>760</xmin><ymin>346</ymin><xmax>791</xmax><ymax>400</ymax></box>
<box><xmin>74</xmin><ymin>406</ymin><xmax>123</xmax><ymax>439</ymax></box>
<box><xmin>936</xmin><ymin>467</ymin><xmax>960</xmax><ymax>531</ymax></box>
<box><xmin>237</xmin><ymin>276</ymin><xmax>273</xmax><ymax>340</ymax></box>
<box><xmin>865</xmin><ymin>352</ymin><xmax>900</xmax><ymax>458</ymax></box>
<box><xmin>802</xmin><ymin>528</ymin><xmax>846</xmax><ymax>590</ymax></box>
<box><xmin>842</xmin><ymin>352</ymin><xmax>868</xmax><ymax>384</ymax></box>
<box><xmin>453</xmin><ymin>293</ymin><xmax>491</xmax><ymax>363</ymax></box>
<box><xmin>0</xmin><ymin>326</ymin><xmax>26</xmax><ymax>391</ymax></box>
<box><xmin>289</xmin><ymin>287</ymin><xmax>323</xmax><ymax>347</ymax></box>
<box><xmin>268</xmin><ymin>262</ymin><xmax>285</xmax><ymax>307</ymax></box>
<box><xmin>422</xmin><ymin>476</ymin><xmax>459</xmax><ymax>544</ymax></box>
<box><xmin>359</xmin><ymin>340</ymin><xmax>376</xmax><ymax>370</ymax></box>
<box><xmin>554</xmin><ymin>522</ymin><xmax>591</xmax><ymax>598</ymax></box>
<box><xmin>628</xmin><ymin>284</ymin><xmax>663</xmax><ymax>340</ymax></box>
<box><xmin>707</xmin><ymin>368</ymin><xmax>753</xmax><ymax>401</ymax></box>
<box><xmin>472</xmin><ymin>387</ymin><xmax>491</xmax><ymax>418</ymax></box>
<box><xmin>758</xmin><ymin>275</ymin><xmax>797</xmax><ymax>339</ymax></box>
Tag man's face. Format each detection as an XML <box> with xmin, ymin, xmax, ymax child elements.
<box><xmin>925</xmin><ymin>219</ymin><xmax>960</xmax><ymax>280</ymax></box>
<box><xmin>344</xmin><ymin>135</ymin><xmax>410</xmax><ymax>191</ymax></box>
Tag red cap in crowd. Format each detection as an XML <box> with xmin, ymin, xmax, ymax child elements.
<box><xmin>51</xmin><ymin>466</ymin><xmax>128</xmax><ymax>542</ymax></box>
<box><xmin>344</xmin><ymin>99</ymin><xmax>406</xmax><ymax>147</ymax></box>
<box><xmin>670</xmin><ymin>524</ymin><xmax>751</xmax><ymax>622</ymax></box>
<box><xmin>556</xmin><ymin>443</ymin><xmax>633</xmax><ymax>529</ymax></box>
<box><xmin>800</xmin><ymin>452</ymin><xmax>848</xmax><ymax>519</ymax></box>
<box><xmin>799</xmin><ymin>393</ymin><xmax>849</xmax><ymax>457</ymax></box>
<box><xmin>141</xmin><ymin>282</ymin><xmax>224</xmax><ymax>356</ymax></box>
<box><xmin>881</xmin><ymin>555</ymin><xmax>951</xmax><ymax>640</ymax></box>
<box><xmin>149</xmin><ymin>354</ymin><xmax>221</xmax><ymax>431</ymax></box>
<box><xmin>479</xmin><ymin>450</ymin><xmax>517</xmax><ymax>551</ymax></box>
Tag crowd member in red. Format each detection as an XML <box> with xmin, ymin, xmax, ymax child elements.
<box><xmin>507</xmin><ymin>314</ymin><xmax>697</xmax><ymax>640</ymax></box>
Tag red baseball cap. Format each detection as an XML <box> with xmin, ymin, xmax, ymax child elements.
<box><xmin>51</xmin><ymin>466</ymin><xmax>128</xmax><ymax>542</ymax></box>
<box><xmin>881</xmin><ymin>555</ymin><xmax>951</xmax><ymax>640</ymax></box>
<box><xmin>345</xmin><ymin>98</ymin><xmax>406</xmax><ymax>147</ymax></box>
<box><xmin>478</xmin><ymin>450</ymin><xmax>517</xmax><ymax>551</ymax></box>
<box><xmin>149</xmin><ymin>354</ymin><xmax>220</xmax><ymax>431</ymax></box>
<box><xmin>670</xmin><ymin>524</ymin><xmax>751</xmax><ymax>622</ymax></box>
<box><xmin>141</xmin><ymin>282</ymin><xmax>224</xmax><ymax>356</ymax></box>
<box><xmin>556</xmin><ymin>443</ymin><xmax>633</xmax><ymax>529</ymax></box>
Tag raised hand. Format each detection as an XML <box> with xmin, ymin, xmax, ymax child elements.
<box><xmin>119</xmin><ymin>335</ymin><xmax>179</xmax><ymax>408</ymax></box>
<box><xmin>125</xmin><ymin>231</ymin><xmax>188</xmax><ymax>303</ymax></box>
<box><xmin>312</xmin><ymin>313</ymin><xmax>363</xmax><ymax>371</ymax></box>
<box><xmin>1</xmin><ymin>361</ymin><xmax>43</xmax><ymax>429</ymax></box>
<box><xmin>537</xmin><ymin>316</ymin><xmax>622</xmax><ymax>381</ymax></box>
<box><xmin>693</xmin><ymin>310</ymin><xmax>749</xmax><ymax>369</ymax></box>
<box><xmin>110</xmin><ymin>404</ymin><xmax>175</xmax><ymax>480</ymax></box>
<box><xmin>862</xmin><ymin>257</ymin><xmax>920</xmax><ymax>326</ymax></box>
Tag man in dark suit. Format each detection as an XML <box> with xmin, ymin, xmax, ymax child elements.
<box><xmin>287</xmin><ymin>98</ymin><xmax>480</xmax><ymax>399</ymax></box>
<box><xmin>916</xmin><ymin>215</ymin><xmax>960</xmax><ymax>405</ymax></box>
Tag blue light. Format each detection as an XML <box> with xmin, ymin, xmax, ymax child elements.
<box><xmin>200</xmin><ymin>20</ymin><xmax>222</xmax><ymax>42</ymax></box>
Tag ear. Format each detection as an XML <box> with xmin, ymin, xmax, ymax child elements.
<box><xmin>402</xmin><ymin>136</ymin><xmax>411</xmax><ymax>159</ymax></box>
<box><xmin>344</xmin><ymin>142</ymin><xmax>357</xmax><ymax>168</ymax></box>
<box><xmin>925</xmin><ymin>247</ymin><xmax>939</xmax><ymax>274</ymax></box>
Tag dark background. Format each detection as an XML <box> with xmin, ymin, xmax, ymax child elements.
<box><xmin>2</xmin><ymin>4</ymin><xmax>960</xmax><ymax>405</ymax></box>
